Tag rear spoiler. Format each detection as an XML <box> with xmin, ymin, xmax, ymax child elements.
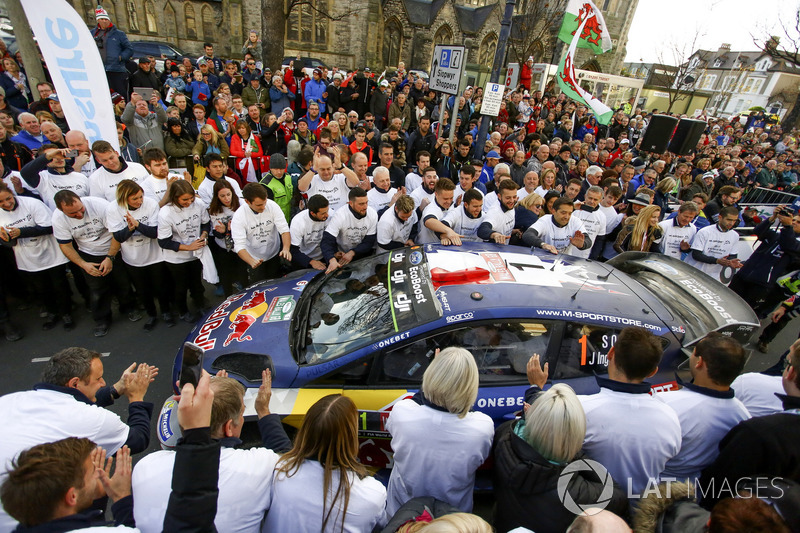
<box><xmin>607</xmin><ymin>252</ymin><xmax>759</xmax><ymax>346</ymax></box>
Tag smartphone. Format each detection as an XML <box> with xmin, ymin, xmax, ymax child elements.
<box><xmin>179</xmin><ymin>342</ymin><xmax>204</xmax><ymax>388</ymax></box>
<box><xmin>65</xmin><ymin>149</ymin><xmax>79</xmax><ymax>158</ymax></box>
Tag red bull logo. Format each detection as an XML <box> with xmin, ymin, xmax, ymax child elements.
<box><xmin>223</xmin><ymin>290</ymin><xmax>270</xmax><ymax>347</ymax></box>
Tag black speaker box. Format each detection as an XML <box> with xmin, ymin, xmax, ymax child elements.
<box><xmin>668</xmin><ymin>118</ymin><xmax>707</xmax><ymax>155</ymax></box>
<box><xmin>639</xmin><ymin>115</ymin><xmax>678</xmax><ymax>153</ymax></box>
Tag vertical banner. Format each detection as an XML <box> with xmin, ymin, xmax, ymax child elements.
<box><xmin>21</xmin><ymin>0</ymin><xmax>119</xmax><ymax>151</ymax></box>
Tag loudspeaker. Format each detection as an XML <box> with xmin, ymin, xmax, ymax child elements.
<box><xmin>668</xmin><ymin>118</ymin><xmax>707</xmax><ymax>155</ymax></box>
<box><xmin>639</xmin><ymin>115</ymin><xmax>678</xmax><ymax>153</ymax></box>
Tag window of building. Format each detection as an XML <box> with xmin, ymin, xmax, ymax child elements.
<box><xmin>230</xmin><ymin>2</ymin><xmax>243</xmax><ymax>44</ymax></box>
<box><xmin>713</xmin><ymin>58</ymin><xmax>723</xmax><ymax>68</ymax></box>
<box><xmin>478</xmin><ymin>33</ymin><xmax>497</xmax><ymax>67</ymax></box>
<box><xmin>144</xmin><ymin>0</ymin><xmax>157</xmax><ymax>33</ymax></box>
<box><xmin>201</xmin><ymin>5</ymin><xmax>215</xmax><ymax>42</ymax></box>
<box><xmin>433</xmin><ymin>25</ymin><xmax>453</xmax><ymax>48</ymax></box>
<box><xmin>184</xmin><ymin>4</ymin><xmax>197</xmax><ymax>39</ymax></box>
<box><xmin>383</xmin><ymin>18</ymin><xmax>402</xmax><ymax>68</ymax></box>
<box><xmin>286</xmin><ymin>0</ymin><xmax>330</xmax><ymax>45</ymax></box>
<box><xmin>721</xmin><ymin>75</ymin><xmax>736</xmax><ymax>92</ymax></box>
<box><xmin>164</xmin><ymin>2</ymin><xmax>177</xmax><ymax>39</ymax></box>
<box><xmin>701</xmin><ymin>74</ymin><xmax>717</xmax><ymax>90</ymax></box>
<box><xmin>768</xmin><ymin>101</ymin><xmax>783</xmax><ymax>115</ymax></box>
<box><xmin>741</xmin><ymin>77</ymin><xmax>764</xmax><ymax>94</ymax></box>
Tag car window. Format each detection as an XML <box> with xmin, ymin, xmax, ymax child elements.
<box><xmin>134</xmin><ymin>43</ymin><xmax>158</xmax><ymax>55</ymax></box>
<box><xmin>554</xmin><ymin>322</ymin><xmax>619</xmax><ymax>379</ymax></box>
<box><xmin>159</xmin><ymin>45</ymin><xmax>177</xmax><ymax>58</ymax></box>
<box><xmin>378</xmin><ymin>321</ymin><xmax>553</xmax><ymax>385</ymax></box>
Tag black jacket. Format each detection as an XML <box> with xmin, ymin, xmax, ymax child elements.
<box><xmin>10</xmin><ymin>497</ymin><xmax>134</xmax><ymax>532</ymax></box>
<box><xmin>734</xmin><ymin>218</ymin><xmax>800</xmax><ymax>286</ymax></box>
<box><xmin>492</xmin><ymin>419</ymin><xmax>628</xmax><ymax>533</ymax></box>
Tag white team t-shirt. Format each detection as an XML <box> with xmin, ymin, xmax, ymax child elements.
<box><xmin>658</xmin><ymin>218</ymin><xmax>697</xmax><ymax>259</ymax></box>
<box><xmin>88</xmin><ymin>162</ymin><xmax>148</xmax><ymax>202</ymax></box>
<box><xmin>231</xmin><ymin>200</ymin><xmax>290</xmax><ymax>261</ymax></box>
<box><xmin>367</xmin><ymin>186</ymin><xmax>397</xmax><ymax>212</ymax></box>
<box><xmin>105</xmin><ymin>197</ymin><xmax>164</xmax><ymax>267</ymax></box>
<box><xmin>530</xmin><ymin>214</ymin><xmax>587</xmax><ymax>253</ymax></box>
<box><xmin>485</xmin><ymin>204</ymin><xmax>516</xmax><ymax>241</ymax></box>
<box><xmin>305</xmin><ymin>173</ymin><xmax>351</xmax><ymax>212</ymax></box>
<box><xmin>417</xmin><ymin>200</ymin><xmax>451</xmax><ymax>244</ymax></box>
<box><xmin>685</xmin><ymin>224</ymin><xmax>739</xmax><ymax>278</ymax></box>
<box><xmin>197</xmin><ymin>176</ymin><xmax>243</xmax><ymax>206</ymax></box>
<box><xmin>34</xmin><ymin>170</ymin><xmax>90</xmax><ymax>211</ymax></box>
<box><xmin>0</xmin><ymin>196</ymin><xmax>67</xmax><ymax>272</ymax></box>
<box><xmin>290</xmin><ymin>209</ymin><xmax>329</xmax><ymax>261</ymax></box>
<box><xmin>571</xmin><ymin>208</ymin><xmax>606</xmax><ymax>259</ymax></box>
<box><xmin>325</xmin><ymin>205</ymin><xmax>378</xmax><ymax>252</ymax></box>
<box><xmin>442</xmin><ymin>205</ymin><xmax>487</xmax><ymax>242</ymax></box>
<box><xmin>377</xmin><ymin>207</ymin><xmax>419</xmax><ymax>250</ymax></box>
<box><xmin>157</xmin><ymin>198</ymin><xmax>210</xmax><ymax>264</ymax></box>
<box><xmin>52</xmin><ymin>196</ymin><xmax>113</xmax><ymax>256</ymax></box>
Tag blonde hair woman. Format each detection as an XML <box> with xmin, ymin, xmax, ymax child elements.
<box><xmin>385</xmin><ymin>347</ymin><xmax>494</xmax><ymax>517</ymax></box>
<box><xmin>614</xmin><ymin>204</ymin><xmax>663</xmax><ymax>253</ymax></box>
<box><xmin>493</xmin><ymin>376</ymin><xmax>628</xmax><ymax>532</ymax></box>
<box><xmin>192</xmin><ymin>124</ymin><xmax>230</xmax><ymax>161</ymax></box>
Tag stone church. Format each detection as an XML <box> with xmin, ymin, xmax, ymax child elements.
<box><xmin>67</xmin><ymin>0</ymin><xmax>633</xmax><ymax>75</ymax></box>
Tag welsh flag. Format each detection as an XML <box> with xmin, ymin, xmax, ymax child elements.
<box><xmin>556</xmin><ymin>0</ymin><xmax>613</xmax><ymax>124</ymax></box>
<box><xmin>557</xmin><ymin>0</ymin><xmax>612</xmax><ymax>54</ymax></box>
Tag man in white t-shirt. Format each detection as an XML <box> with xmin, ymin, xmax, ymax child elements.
<box><xmin>197</xmin><ymin>153</ymin><xmax>243</xmax><ymax>206</ymax></box>
<box><xmin>321</xmin><ymin>187</ymin><xmax>378</xmax><ymax>272</ymax></box>
<box><xmin>290</xmin><ymin>194</ymin><xmax>330</xmax><ymax>271</ymax></box>
<box><xmin>685</xmin><ymin>206</ymin><xmax>743</xmax><ymax>280</ymax></box>
<box><xmin>578</xmin><ymin>327</ymin><xmax>682</xmax><ymax>497</ymax></box>
<box><xmin>65</xmin><ymin>130</ymin><xmax>97</xmax><ymax>178</ymax></box>
<box><xmin>659</xmin><ymin>202</ymin><xmax>698</xmax><ymax>259</ymax></box>
<box><xmin>132</xmin><ymin>374</ymin><xmax>291</xmax><ymax>533</ymax></box>
<box><xmin>141</xmin><ymin>147</ymin><xmax>186</xmax><ymax>207</ymax></box>
<box><xmin>88</xmin><ymin>140</ymin><xmax>148</xmax><ymax>202</ymax></box>
<box><xmin>409</xmin><ymin>166</ymin><xmax>438</xmax><ymax>211</ymax></box>
<box><xmin>298</xmin><ymin>149</ymin><xmax>360</xmax><ymax>212</ymax></box>
<box><xmin>523</xmin><ymin>197</ymin><xmax>589</xmax><ymax>254</ymax></box>
<box><xmin>0</xmin><ymin>347</ymin><xmax>155</xmax><ymax>532</ymax></box>
<box><xmin>404</xmin><ymin>151</ymin><xmax>430</xmax><ymax>193</ymax></box>
<box><xmin>571</xmin><ymin>185</ymin><xmax>606</xmax><ymax>259</ymax></box>
<box><xmin>658</xmin><ymin>332</ymin><xmax>750</xmax><ymax>481</ymax></box>
<box><xmin>441</xmin><ymin>188</ymin><xmax>486</xmax><ymax>243</ymax></box>
<box><xmin>453</xmin><ymin>165</ymin><xmax>483</xmax><ymax>206</ymax></box>
<box><xmin>416</xmin><ymin>177</ymin><xmax>458</xmax><ymax>245</ymax></box>
<box><xmin>367</xmin><ymin>166</ymin><xmax>401</xmax><ymax>214</ymax></box>
<box><xmin>52</xmin><ymin>191</ymin><xmax>137</xmax><ymax>337</ymax></box>
<box><xmin>377</xmin><ymin>194</ymin><xmax>418</xmax><ymax>253</ymax></box>
<box><xmin>232</xmin><ymin>183</ymin><xmax>291</xmax><ymax>283</ymax></box>
<box><xmin>19</xmin><ymin>146</ymin><xmax>89</xmax><ymax>211</ymax></box>
<box><xmin>480</xmin><ymin>179</ymin><xmax>518</xmax><ymax>244</ymax></box>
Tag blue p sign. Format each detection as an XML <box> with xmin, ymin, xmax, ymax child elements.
<box><xmin>440</xmin><ymin>49</ymin><xmax>451</xmax><ymax>68</ymax></box>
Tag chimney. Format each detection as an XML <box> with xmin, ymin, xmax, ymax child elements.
<box><xmin>718</xmin><ymin>43</ymin><xmax>731</xmax><ymax>53</ymax></box>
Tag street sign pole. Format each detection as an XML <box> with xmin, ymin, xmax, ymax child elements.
<box><xmin>476</xmin><ymin>0</ymin><xmax>517</xmax><ymax>147</ymax></box>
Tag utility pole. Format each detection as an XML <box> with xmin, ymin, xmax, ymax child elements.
<box><xmin>476</xmin><ymin>0</ymin><xmax>516</xmax><ymax>146</ymax></box>
<box><xmin>5</xmin><ymin>0</ymin><xmax>47</xmax><ymax>100</ymax></box>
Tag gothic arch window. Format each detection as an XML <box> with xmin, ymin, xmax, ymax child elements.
<box><xmin>286</xmin><ymin>0</ymin><xmax>330</xmax><ymax>45</ymax></box>
<box><xmin>201</xmin><ymin>6</ymin><xmax>215</xmax><ymax>42</ymax></box>
<box><xmin>144</xmin><ymin>0</ymin><xmax>157</xmax><ymax>33</ymax></box>
<box><xmin>383</xmin><ymin>18</ymin><xmax>402</xmax><ymax>68</ymax></box>
<box><xmin>126</xmin><ymin>1</ymin><xmax>139</xmax><ymax>32</ymax></box>
<box><xmin>230</xmin><ymin>1</ymin><xmax>243</xmax><ymax>44</ymax></box>
<box><xmin>433</xmin><ymin>25</ymin><xmax>453</xmax><ymax>48</ymax></box>
<box><xmin>184</xmin><ymin>3</ymin><xmax>197</xmax><ymax>39</ymax></box>
<box><xmin>164</xmin><ymin>2</ymin><xmax>178</xmax><ymax>40</ymax></box>
<box><xmin>478</xmin><ymin>33</ymin><xmax>497</xmax><ymax>66</ymax></box>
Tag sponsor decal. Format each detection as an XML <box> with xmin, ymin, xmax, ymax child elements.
<box><xmin>446</xmin><ymin>312</ymin><xmax>474</xmax><ymax>323</ymax></box>
<box><xmin>159</xmin><ymin>400</ymin><xmax>177</xmax><ymax>442</ymax></box>
<box><xmin>263</xmin><ymin>295</ymin><xmax>296</xmax><ymax>323</ymax></box>
<box><xmin>409</xmin><ymin>250</ymin><xmax>423</xmax><ymax>265</ymax></box>
<box><xmin>223</xmin><ymin>290</ymin><xmax>270</xmax><ymax>347</ymax></box>
<box><xmin>193</xmin><ymin>293</ymin><xmax>246</xmax><ymax>350</ymax></box>
<box><xmin>677</xmin><ymin>279</ymin><xmax>738</xmax><ymax>325</ymax></box>
<box><xmin>651</xmin><ymin>381</ymin><xmax>679</xmax><ymax>393</ymax></box>
<box><xmin>481</xmin><ymin>252</ymin><xmax>516</xmax><ymax>282</ymax></box>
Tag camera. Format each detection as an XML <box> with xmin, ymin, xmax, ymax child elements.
<box><xmin>94</xmin><ymin>35</ymin><xmax>104</xmax><ymax>49</ymax></box>
<box><xmin>779</xmin><ymin>208</ymin><xmax>794</xmax><ymax>217</ymax></box>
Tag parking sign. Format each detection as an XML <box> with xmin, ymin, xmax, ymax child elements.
<box><xmin>430</xmin><ymin>45</ymin><xmax>465</xmax><ymax>95</ymax></box>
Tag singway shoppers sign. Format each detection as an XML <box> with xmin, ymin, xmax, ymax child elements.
<box><xmin>430</xmin><ymin>45</ymin><xmax>466</xmax><ymax>96</ymax></box>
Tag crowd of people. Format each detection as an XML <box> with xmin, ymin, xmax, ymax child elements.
<box><xmin>0</xmin><ymin>5</ymin><xmax>800</xmax><ymax>532</ymax></box>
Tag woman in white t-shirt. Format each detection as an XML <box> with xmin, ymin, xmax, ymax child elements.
<box><xmin>265</xmin><ymin>395</ymin><xmax>386</xmax><ymax>533</ymax></box>
<box><xmin>0</xmin><ymin>183</ymin><xmax>72</xmax><ymax>330</ymax></box>
<box><xmin>208</xmin><ymin>180</ymin><xmax>247</xmax><ymax>297</ymax></box>
<box><xmin>157</xmin><ymin>180</ymin><xmax>210</xmax><ymax>323</ymax></box>
<box><xmin>385</xmin><ymin>347</ymin><xmax>494</xmax><ymax>517</ymax></box>
<box><xmin>107</xmin><ymin>179</ymin><xmax>170</xmax><ymax>330</ymax></box>
<box><xmin>533</xmin><ymin>167</ymin><xmax>561</xmax><ymax>198</ymax></box>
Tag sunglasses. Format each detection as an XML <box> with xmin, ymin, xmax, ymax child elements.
<box><xmin>533</xmin><ymin>204</ymin><xmax>543</xmax><ymax>208</ymax></box>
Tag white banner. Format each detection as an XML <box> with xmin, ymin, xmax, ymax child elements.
<box><xmin>22</xmin><ymin>0</ymin><xmax>119</xmax><ymax>151</ymax></box>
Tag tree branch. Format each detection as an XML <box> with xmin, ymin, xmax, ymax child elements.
<box><xmin>288</xmin><ymin>0</ymin><xmax>362</xmax><ymax>21</ymax></box>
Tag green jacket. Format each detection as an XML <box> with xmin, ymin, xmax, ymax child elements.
<box><xmin>260</xmin><ymin>171</ymin><xmax>293</xmax><ymax>221</ymax></box>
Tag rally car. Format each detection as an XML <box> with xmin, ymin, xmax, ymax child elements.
<box><xmin>158</xmin><ymin>243</ymin><xmax>758</xmax><ymax>469</ymax></box>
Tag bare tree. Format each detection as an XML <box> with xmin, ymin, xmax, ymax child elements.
<box><xmin>658</xmin><ymin>33</ymin><xmax>704</xmax><ymax>113</ymax></box>
<box><xmin>508</xmin><ymin>0</ymin><xmax>564</xmax><ymax>66</ymax></box>
<box><xmin>261</xmin><ymin>0</ymin><xmax>364</xmax><ymax>72</ymax></box>
<box><xmin>755</xmin><ymin>7</ymin><xmax>800</xmax><ymax>128</ymax></box>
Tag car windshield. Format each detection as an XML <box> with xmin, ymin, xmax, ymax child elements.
<box><xmin>299</xmin><ymin>249</ymin><xmax>441</xmax><ymax>365</ymax></box>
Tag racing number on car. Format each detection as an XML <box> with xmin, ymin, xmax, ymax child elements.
<box><xmin>578</xmin><ymin>333</ymin><xmax>615</xmax><ymax>366</ymax></box>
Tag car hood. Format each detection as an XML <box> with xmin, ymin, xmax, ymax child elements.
<box><xmin>184</xmin><ymin>269</ymin><xmax>319</xmax><ymax>388</ymax></box>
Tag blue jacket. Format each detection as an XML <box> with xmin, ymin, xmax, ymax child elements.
<box><xmin>0</xmin><ymin>74</ymin><xmax>30</xmax><ymax>110</ymax></box>
<box><xmin>270</xmin><ymin>86</ymin><xmax>295</xmax><ymax>114</ymax></box>
<box><xmin>304</xmin><ymin>78</ymin><xmax>327</xmax><ymax>113</ymax></box>
<box><xmin>185</xmin><ymin>80</ymin><xmax>212</xmax><ymax>106</ymax></box>
<box><xmin>11</xmin><ymin>130</ymin><xmax>45</xmax><ymax>152</ymax></box>
<box><xmin>92</xmin><ymin>24</ymin><xmax>133</xmax><ymax>73</ymax></box>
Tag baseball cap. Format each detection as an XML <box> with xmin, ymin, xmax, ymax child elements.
<box><xmin>380</xmin><ymin>80</ymin><xmax>389</xmax><ymax>87</ymax></box>
<box><xmin>620</xmin><ymin>139</ymin><xmax>630</xmax><ymax>145</ymax></box>
<box><xmin>47</xmin><ymin>94</ymin><xmax>59</xmax><ymax>102</ymax></box>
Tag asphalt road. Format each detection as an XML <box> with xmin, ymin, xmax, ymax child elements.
<box><xmin>0</xmin><ymin>280</ymin><xmax>796</xmax><ymax>459</ymax></box>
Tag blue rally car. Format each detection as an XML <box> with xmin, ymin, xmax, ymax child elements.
<box><xmin>159</xmin><ymin>243</ymin><xmax>759</xmax><ymax>468</ymax></box>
